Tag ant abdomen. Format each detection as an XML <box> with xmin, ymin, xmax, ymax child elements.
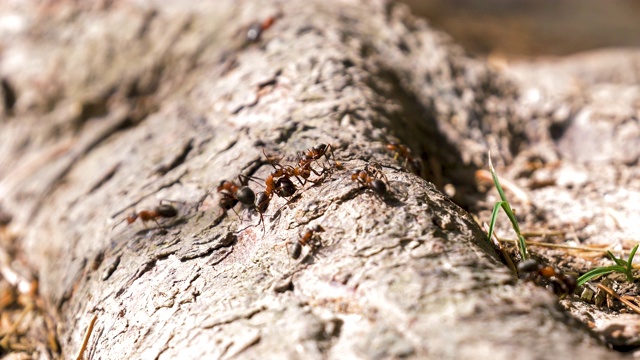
<box><xmin>156</xmin><ymin>204</ymin><xmax>179</xmax><ymax>218</ymax></box>
<box><xmin>372</xmin><ymin>179</ymin><xmax>387</xmax><ymax>194</ymax></box>
<box><xmin>291</xmin><ymin>242</ymin><xmax>303</xmax><ymax>260</ymax></box>
<box><xmin>236</xmin><ymin>186</ymin><xmax>256</xmax><ymax>206</ymax></box>
<box><xmin>275</xmin><ymin>177</ymin><xmax>296</xmax><ymax>197</ymax></box>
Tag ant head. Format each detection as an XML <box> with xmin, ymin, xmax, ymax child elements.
<box><xmin>256</xmin><ymin>192</ymin><xmax>270</xmax><ymax>212</ymax></box>
<box><xmin>237</xmin><ymin>186</ymin><xmax>256</xmax><ymax>206</ymax></box>
<box><xmin>126</xmin><ymin>213</ymin><xmax>139</xmax><ymax>224</ymax></box>
<box><xmin>217</xmin><ymin>180</ymin><xmax>230</xmax><ymax>192</ymax></box>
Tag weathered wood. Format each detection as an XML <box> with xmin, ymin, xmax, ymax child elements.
<box><xmin>0</xmin><ymin>1</ymin><xmax>622</xmax><ymax>359</ymax></box>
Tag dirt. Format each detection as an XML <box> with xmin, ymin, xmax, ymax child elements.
<box><xmin>469</xmin><ymin>50</ymin><xmax>640</xmax><ymax>352</ymax></box>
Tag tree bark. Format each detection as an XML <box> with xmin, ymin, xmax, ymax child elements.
<box><xmin>0</xmin><ymin>0</ymin><xmax>623</xmax><ymax>359</ymax></box>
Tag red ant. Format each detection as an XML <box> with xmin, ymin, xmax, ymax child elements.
<box><xmin>112</xmin><ymin>201</ymin><xmax>178</xmax><ymax>230</ymax></box>
<box><xmin>217</xmin><ymin>176</ymin><xmax>279</xmax><ymax>232</ymax></box>
<box><xmin>217</xmin><ymin>178</ymin><xmax>256</xmax><ymax>212</ymax></box>
<box><xmin>264</xmin><ymin>144</ymin><xmax>341</xmax><ymax>186</ymax></box>
<box><xmin>351</xmin><ymin>163</ymin><xmax>389</xmax><ymax>195</ymax></box>
<box><xmin>245</xmin><ymin>14</ymin><xmax>280</xmax><ymax>43</ymax></box>
<box><xmin>263</xmin><ymin>167</ymin><xmax>298</xmax><ymax>198</ymax></box>
<box><xmin>517</xmin><ymin>259</ymin><xmax>577</xmax><ymax>296</ymax></box>
<box><xmin>280</xmin><ymin>225</ymin><xmax>325</xmax><ymax>260</ymax></box>
<box><xmin>294</xmin><ymin>144</ymin><xmax>342</xmax><ymax>184</ymax></box>
<box><xmin>255</xmin><ymin>144</ymin><xmax>341</xmax><ymax>230</ymax></box>
<box><xmin>253</xmin><ymin>169</ymin><xmax>297</xmax><ymax>230</ymax></box>
<box><xmin>261</xmin><ymin>149</ymin><xmax>305</xmax><ymax>199</ymax></box>
<box><xmin>386</xmin><ymin>142</ymin><xmax>422</xmax><ymax>175</ymax></box>
<box><xmin>298</xmin><ymin>144</ymin><xmax>341</xmax><ymax>169</ymax></box>
<box><xmin>264</xmin><ymin>149</ymin><xmax>317</xmax><ymax>186</ymax></box>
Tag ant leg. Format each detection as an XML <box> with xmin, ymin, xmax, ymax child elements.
<box><xmin>272</xmin><ymin>241</ymin><xmax>296</xmax><ymax>262</ymax></box>
<box><xmin>270</xmin><ymin>192</ymin><xmax>301</xmax><ymax>218</ymax></box>
<box><xmin>195</xmin><ymin>189</ymin><xmax>213</xmax><ymax>211</ymax></box>
<box><xmin>263</xmin><ymin>149</ymin><xmax>285</xmax><ymax>168</ymax></box>
<box><xmin>238</xmin><ymin>174</ymin><xmax>264</xmax><ymax>187</ymax></box>
<box><xmin>111</xmin><ymin>218</ymin><xmax>127</xmax><ymax>231</ymax></box>
<box><xmin>256</xmin><ymin>211</ymin><xmax>265</xmax><ymax>233</ymax></box>
<box><xmin>291</xmin><ymin>174</ymin><xmax>306</xmax><ymax>186</ymax></box>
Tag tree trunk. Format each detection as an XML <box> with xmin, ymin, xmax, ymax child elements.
<box><xmin>0</xmin><ymin>0</ymin><xmax>623</xmax><ymax>359</ymax></box>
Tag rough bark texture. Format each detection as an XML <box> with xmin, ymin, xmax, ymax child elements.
<box><xmin>0</xmin><ymin>0</ymin><xmax>628</xmax><ymax>359</ymax></box>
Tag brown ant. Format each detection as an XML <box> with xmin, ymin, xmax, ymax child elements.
<box><xmin>293</xmin><ymin>143</ymin><xmax>342</xmax><ymax>184</ymax></box>
<box><xmin>263</xmin><ymin>144</ymin><xmax>340</xmax><ymax>187</ymax></box>
<box><xmin>217</xmin><ymin>178</ymin><xmax>256</xmax><ymax>212</ymax></box>
<box><xmin>254</xmin><ymin>144</ymin><xmax>342</xmax><ymax>230</ymax></box>
<box><xmin>217</xmin><ymin>176</ymin><xmax>281</xmax><ymax>232</ymax></box>
<box><xmin>299</xmin><ymin>143</ymin><xmax>341</xmax><ymax>169</ymax></box>
<box><xmin>263</xmin><ymin>149</ymin><xmax>317</xmax><ymax>186</ymax></box>
<box><xmin>262</xmin><ymin>167</ymin><xmax>298</xmax><ymax>198</ymax></box>
<box><xmin>245</xmin><ymin>14</ymin><xmax>280</xmax><ymax>43</ymax></box>
<box><xmin>304</xmin><ymin>144</ymin><xmax>333</xmax><ymax>161</ymax></box>
<box><xmin>386</xmin><ymin>142</ymin><xmax>422</xmax><ymax>175</ymax></box>
<box><xmin>253</xmin><ymin>170</ymin><xmax>297</xmax><ymax>231</ymax></box>
<box><xmin>517</xmin><ymin>259</ymin><xmax>577</xmax><ymax>296</ymax></box>
<box><xmin>112</xmin><ymin>201</ymin><xmax>178</xmax><ymax>230</ymax></box>
<box><xmin>351</xmin><ymin>163</ymin><xmax>389</xmax><ymax>195</ymax></box>
<box><xmin>283</xmin><ymin>225</ymin><xmax>325</xmax><ymax>260</ymax></box>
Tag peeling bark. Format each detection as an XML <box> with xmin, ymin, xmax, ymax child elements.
<box><xmin>0</xmin><ymin>1</ymin><xmax>624</xmax><ymax>359</ymax></box>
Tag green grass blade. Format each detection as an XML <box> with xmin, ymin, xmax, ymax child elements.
<box><xmin>625</xmin><ymin>244</ymin><xmax>639</xmax><ymax>281</ymax></box>
<box><xmin>607</xmin><ymin>251</ymin><xmax>627</xmax><ymax>267</ymax></box>
<box><xmin>500</xmin><ymin>201</ymin><xmax>523</xmax><ymax>237</ymax></box>
<box><xmin>488</xmin><ymin>155</ymin><xmax>528</xmax><ymax>259</ymax></box>
<box><xmin>487</xmin><ymin>201</ymin><xmax>505</xmax><ymax>243</ymax></box>
<box><xmin>577</xmin><ymin>266</ymin><xmax>622</xmax><ymax>287</ymax></box>
<box><xmin>516</xmin><ymin>235</ymin><xmax>528</xmax><ymax>260</ymax></box>
<box><xmin>628</xmin><ymin>244</ymin><xmax>640</xmax><ymax>264</ymax></box>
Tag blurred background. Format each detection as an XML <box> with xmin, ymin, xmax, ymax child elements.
<box><xmin>401</xmin><ymin>0</ymin><xmax>640</xmax><ymax>58</ymax></box>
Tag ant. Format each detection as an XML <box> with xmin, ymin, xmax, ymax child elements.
<box><xmin>245</xmin><ymin>14</ymin><xmax>280</xmax><ymax>43</ymax></box>
<box><xmin>263</xmin><ymin>144</ymin><xmax>341</xmax><ymax>187</ymax></box>
<box><xmin>112</xmin><ymin>201</ymin><xmax>178</xmax><ymax>230</ymax></box>
<box><xmin>263</xmin><ymin>167</ymin><xmax>298</xmax><ymax>198</ymax></box>
<box><xmin>263</xmin><ymin>149</ymin><xmax>316</xmax><ymax>186</ymax></box>
<box><xmin>295</xmin><ymin>143</ymin><xmax>342</xmax><ymax>184</ymax></box>
<box><xmin>386</xmin><ymin>142</ymin><xmax>422</xmax><ymax>175</ymax></box>
<box><xmin>217</xmin><ymin>178</ymin><xmax>256</xmax><ymax>212</ymax></box>
<box><xmin>517</xmin><ymin>259</ymin><xmax>577</xmax><ymax>296</ymax></box>
<box><xmin>217</xmin><ymin>176</ymin><xmax>285</xmax><ymax>232</ymax></box>
<box><xmin>282</xmin><ymin>225</ymin><xmax>325</xmax><ymax>260</ymax></box>
<box><xmin>351</xmin><ymin>163</ymin><xmax>389</xmax><ymax>195</ymax></box>
<box><xmin>299</xmin><ymin>144</ymin><xmax>341</xmax><ymax>168</ymax></box>
<box><xmin>261</xmin><ymin>149</ymin><xmax>304</xmax><ymax>199</ymax></box>
<box><xmin>253</xmin><ymin>170</ymin><xmax>297</xmax><ymax>230</ymax></box>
